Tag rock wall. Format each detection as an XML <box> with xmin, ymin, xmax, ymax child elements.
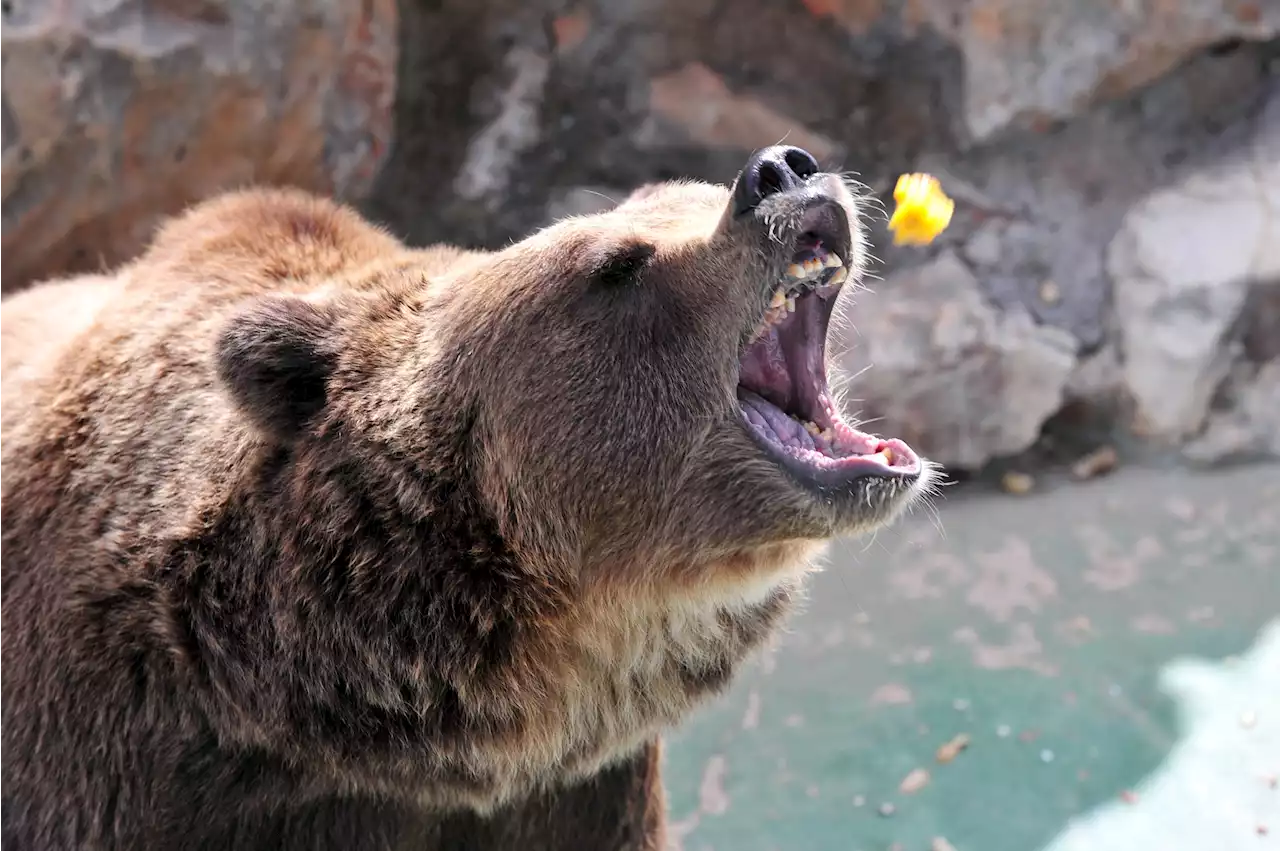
<box><xmin>2</xmin><ymin>0</ymin><xmax>397</xmax><ymax>290</ymax></box>
<box><xmin>4</xmin><ymin>0</ymin><xmax>1278</xmax><ymax>474</ymax></box>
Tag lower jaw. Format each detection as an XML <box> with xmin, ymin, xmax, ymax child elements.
<box><xmin>739</xmin><ymin>389</ymin><xmax>870</xmax><ymax>456</ymax></box>
<box><xmin>737</xmin><ymin>389</ymin><xmax>917</xmax><ymax>483</ymax></box>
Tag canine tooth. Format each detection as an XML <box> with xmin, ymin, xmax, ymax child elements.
<box><xmin>786</xmin><ymin>263</ymin><xmax>805</xmax><ymax>279</ymax></box>
<box><xmin>881</xmin><ymin>445</ymin><xmax>895</xmax><ymax>465</ymax></box>
<box><xmin>867</xmin><ymin>451</ymin><xmax>891</xmax><ymax>466</ymax></box>
<box><xmin>770</xmin><ymin>289</ymin><xmax>787</xmax><ymax>309</ymax></box>
<box><xmin>824</xmin><ymin>253</ymin><xmax>843</xmax><ymax>268</ymax></box>
<box><xmin>785</xmin><ymin>296</ymin><xmax>796</xmax><ymax>313</ymax></box>
<box><xmin>804</xmin><ymin>258</ymin><xmax>823</xmax><ymax>275</ymax></box>
<box><xmin>829</xmin><ymin>266</ymin><xmax>849</xmax><ymax>285</ymax></box>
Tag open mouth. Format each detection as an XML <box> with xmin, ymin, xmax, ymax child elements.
<box><xmin>736</xmin><ymin>209</ymin><xmax>921</xmax><ymax>484</ymax></box>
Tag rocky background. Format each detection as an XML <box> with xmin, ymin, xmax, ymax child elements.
<box><xmin>4</xmin><ymin>0</ymin><xmax>1278</xmax><ymax>479</ymax></box>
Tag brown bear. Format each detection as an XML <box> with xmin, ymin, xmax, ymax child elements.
<box><xmin>1</xmin><ymin>146</ymin><xmax>935</xmax><ymax>850</ymax></box>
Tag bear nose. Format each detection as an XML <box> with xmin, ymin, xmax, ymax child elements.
<box><xmin>732</xmin><ymin>146</ymin><xmax>821</xmax><ymax>216</ymax></box>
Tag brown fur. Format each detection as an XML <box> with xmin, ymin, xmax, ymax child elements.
<box><xmin>1</xmin><ymin>174</ymin><xmax>929</xmax><ymax>849</ymax></box>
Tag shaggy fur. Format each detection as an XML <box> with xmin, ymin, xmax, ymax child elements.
<box><xmin>1</xmin><ymin>169</ymin><xmax>931</xmax><ymax>849</ymax></box>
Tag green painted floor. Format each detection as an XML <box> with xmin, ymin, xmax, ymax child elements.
<box><xmin>663</xmin><ymin>465</ymin><xmax>1280</xmax><ymax>851</ymax></box>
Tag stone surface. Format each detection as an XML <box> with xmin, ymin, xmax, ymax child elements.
<box><xmin>1108</xmin><ymin>100</ymin><xmax>1280</xmax><ymax>440</ymax></box>
<box><xmin>1185</xmin><ymin>360</ymin><xmax>1280</xmax><ymax>463</ymax></box>
<box><xmin>1</xmin><ymin>0</ymin><xmax>396</xmax><ymax>291</ymax></box>
<box><xmin>796</xmin><ymin>0</ymin><xmax>1278</xmax><ymax>142</ymax></box>
<box><xmin>896</xmin><ymin>0</ymin><xmax>1280</xmax><ymax>143</ymax></box>
<box><xmin>1240</xmin><ymin>360</ymin><xmax>1280</xmax><ymax>457</ymax></box>
<box><xmin>3</xmin><ymin>0</ymin><xmax>1278</xmax><ymax>472</ymax></box>
<box><xmin>838</xmin><ymin>251</ymin><xmax>1078</xmax><ymax>470</ymax></box>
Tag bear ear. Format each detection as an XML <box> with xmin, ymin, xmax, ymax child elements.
<box><xmin>215</xmin><ymin>296</ymin><xmax>339</xmax><ymax>443</ymax></box>
<box><xmin>591</xmin><ymin>240</ymin><xmax>656</xmax><ymax>288</ymax></box>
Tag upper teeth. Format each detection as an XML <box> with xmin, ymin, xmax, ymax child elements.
<box><xmin>752</xmin><ymin>251</ymin><xmax>847</xmax><ymax>341</ymax></box>
<box><xmin>786</xmin><ymin>251</ymin><xmax>843</xmax><ymax>282</ymax></box>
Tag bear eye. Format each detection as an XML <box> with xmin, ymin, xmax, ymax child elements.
<box><xmin>592</xmin><ymin>241</ymin><xmax>655</xmax><ymax>288</ymax></box>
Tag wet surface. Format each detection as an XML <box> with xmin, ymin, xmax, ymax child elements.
<box><xmin>663</xmin><ymin>465</ymin><xmax>1280</xmax><ymax>851</ymax></box>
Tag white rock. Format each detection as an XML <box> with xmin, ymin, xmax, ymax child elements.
<box><xmin>1242</xmin><ymin>360</ymin><xmax>1280</xmax><ymax>457</ymax></box>
<box><xmin>1108</xmin><ymin>140</ymin><xmax>1280</xmax><ymax>439</ymax></box>
<box><xmin>837</xmin><ymin>250</ymin><xmax>1078</xmax><ymax>470</ymax></box>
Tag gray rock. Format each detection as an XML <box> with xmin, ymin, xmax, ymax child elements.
<box><xmin>1065</xmin><ymin>345</ymin><xmax>1123</xmax><ymax>407</ymax></box>
<box><xmin>962</xmin><ymin>220</ymin><xmax>1006</xmax><ymax>268</ymax></box>
<box><xmin>1182</xmin><ymin>413</ymin><xmax>1261</xmax><ymax>465</ymax></box>
<box><xmin>909</xmin><ymin>0</ymin><xmax>1280</xmax><ymax>143</ymax></box>
<box><xmin>4</xmin><ymin>0</ymin><xmax>1276</xmax><ymax>478</ymax></box>
<box><xmin>837</xmin><ymin>251</ymin><xmax>1078</xmax><ymax>471</ymax></box>
<box><xmin>1108</xmin><ymin>126</ymin><xmax>1280</xmax><ymax>439</ymax></box>
<box><xmin>1242</xmin><ymin>360</ymin><xmax>1280</xmax><ymax>457</ymax></box>
<box><xmin>1</xmin><ymin>0</ymin><xmax>397</xmax><ymax>292</ymax></box>
<box><xmin>1184</xmin><ymin>360</ymin><xmax>1280</xmax><ymax>463</ymax></box>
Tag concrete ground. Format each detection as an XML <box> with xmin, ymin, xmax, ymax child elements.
<box><xmin>662</xmin><ymin>465</ymin><xmax>1280</xmax><ymax>851</ymax></box>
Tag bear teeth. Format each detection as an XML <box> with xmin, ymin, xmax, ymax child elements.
<box><xmin>752</xmin><ymin>250</ymin><xmax>847</xmax><ymax>342</ymax></box>
<box><xmin>784</xmin><ymin>251</ymin><xmax>843</xmax><ymax>286</ymax></box>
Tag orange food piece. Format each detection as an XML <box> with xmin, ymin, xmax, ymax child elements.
<box><xmin>888</xmin><ymin>173</ymin><xmax>955</xmax><ymax>246</ymax></box>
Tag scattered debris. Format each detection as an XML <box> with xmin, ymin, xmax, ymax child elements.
<box><xmin>1120</xmin><ymin>789</ymin><xmax>1139</xmax><ymax>805</ymax></box>
<box><xmin>1040</xmin><ymin>749</ymin><xmax>1055</xmax><ymax>763</ymax></box>
<box><xmin>878</xmin><ymin>802</ymin><xmax>897</xmax><ymax>818</ymax></box>
<box><xmin>852</xmin><ymin>794</ymin><xmax>866</xmax><ymax>807</ymax></box>
<box><xmin>1264</xmin><ymin>774</ymin><xmax>1277</xmax><ymax>790</ymax></box>
<box><xmin>1019</xmin><ymin>729</ymin><xmax>1041</xmax><ymax>743</ymax></box>
<box><xmin>1038</xmin><ymin>280</ymin><xmax>1061</xmax><ymax>305</ymax></box>
<box><xmin>899</xmin><ymin>768</ymin><xmax>931</xmax><ymax>794</ymax></box>
<box><xmin>936</xmin><ymin>733</ymin><xmax>972</xmax><ymax>763</ymax></box>
<box><xmin>931</xmin><ymin>837</ymin><xmax>958</xmax><ymax>851</ymax></box>
<box><xmin>1000</xmin><ymin>470</ymin><xmax>1035</xmax><ymax>495</ymax></box>
<box><xmin>1257</xmin><ymin>824</ymin><xmax>1268</xmax><ymax>837</ymax></box>
<box><xmin>1240</xmin><ymin>710</ymin><xmax>1258</xmax><ymax>730</ymax></box>
<box><xmin>1107</xmin><ymin>684</ymin><xmax>1123</xmax><ymax>698</ymax></box>
<box><xmin>952</xmin><ymin>698</ymin><xmax>971</xmax><ymax>711</ymax></box>
<box><xmin>1071</xmin><ymin>445</ymin><xmax>1119</xmax><ymax>480</ymax></box>
<box><xmin>996</xmin><ymin>724</ymin><xmax>1012</xmax><ymax>738</ymax></box>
